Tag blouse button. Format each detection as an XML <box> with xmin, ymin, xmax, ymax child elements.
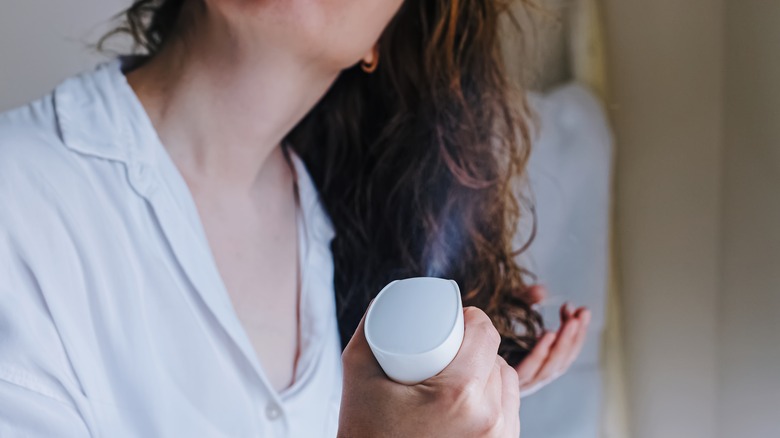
<box><xmin>265</xmin><ymin>402</ymin><xmax>282</xmax><ymax>421</ymax></box>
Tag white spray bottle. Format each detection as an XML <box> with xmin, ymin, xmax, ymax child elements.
<box><xmin>364</xmin><ymin>277</ymin><xmax>465</xmax><ymax>385</ymax></box>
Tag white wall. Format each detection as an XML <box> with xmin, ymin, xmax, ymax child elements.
<box><xmin>602</xmin><ymin>1</ymin><xmax>723</xmax><ymax>437</ymax></box>
<box><xmin>720</xmin><ymin>2</ymin><xmax>780</xmax><ymax>437</ymax></box>
<box><xmin>0</xmin><ymin>0</ymin><xmax>126</xmax><ymax>111</ymax></box>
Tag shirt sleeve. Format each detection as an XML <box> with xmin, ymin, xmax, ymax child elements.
<box><xmin>0</xmin><ymin>214</ymin><xmax>93</xmax><ymax>437</ymax></box>
<box><xmin>0</xmin><ymin>377</ymin><xmax>90</xmax><ymax>437</ymax></box>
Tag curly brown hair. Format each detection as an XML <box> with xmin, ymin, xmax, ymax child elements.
<box><xmin>99</xmin><ymin>0</ymin><xmax>543</xmax><ymax>366</ymax></box>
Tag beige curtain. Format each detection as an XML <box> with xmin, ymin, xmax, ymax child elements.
<box><xmin>569</xmin><ymin>1</ymin><xmax>629</xmax><ymax>437</ymax></box>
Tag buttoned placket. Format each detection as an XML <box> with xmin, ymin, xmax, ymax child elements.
<box><xmin>49</xmin><ymin>57</ymin><xmax>347</xmax><ymax>436</ymax></box>
<box><xmin>127</xmin><ymin>153</ymin><xmax>296</xmax><ymax>433</ymax></box>
<box><xmin>118</xmin><ymin>54</ymin><xmax>338</xmax><ymax>436</ymax></box>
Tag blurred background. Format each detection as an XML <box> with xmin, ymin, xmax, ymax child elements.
<box><xmin>1</xmin><ymin>1</ymin><xmax>778</xmax><ymax>437</ymax></box>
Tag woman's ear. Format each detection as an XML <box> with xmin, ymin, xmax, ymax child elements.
<box><xmin>360</xmin><ymin>44</ymin><xmax>380</xmax><ymax>73</ymax></box>
<box><xmin>361</xmin><ymin>45</ymin><xmax>378</xmax><ymax>65</ymax></box>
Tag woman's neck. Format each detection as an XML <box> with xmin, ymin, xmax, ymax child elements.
<box><xmin>125</xmin><ymin>7</ymin><xmax>339</xmax><ymax>193</ymax></box>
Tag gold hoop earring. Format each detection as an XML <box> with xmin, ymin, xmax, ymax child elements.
<box><xmin>361</xmin><ymin>47</ymin><xmax>380</xmax><ymax>73</ymax></box>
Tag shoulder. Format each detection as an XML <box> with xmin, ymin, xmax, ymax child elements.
<box><xmin>0</xmin><ymin>94</ymin><xmax>112</xmax><ymax>251</ymax></box>
<box><xmin>0</xmin><ymin>91</ymin><xmax>110</xmax><ymax>213</ymax></box>
<box><xmin>0</xmin><ymin>95</ymin><xmax>78</xmax><ymax>189</ymax></box>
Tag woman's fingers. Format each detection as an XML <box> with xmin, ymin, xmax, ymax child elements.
<box><xmin>532</xmin><ymin>314</ymin><xmax>581</xmax><ymax>383</ymax></box>
<box><xmin>499</xmin><ymin>356</ymin><xmax>521</xmax><ymax>436</ymax></box>
<box><xmin>515</xmin><ymin>331</ymin><xmax>556</xmax><ymax>386</ymax></box>
<box><xmin>441</xmin><ymin>307</ymin><xmax>501</xmax><ymax>390</ymax></box>
<box><xmin>341</xmin><ymin>301</ymin><xmax>386</xmax><ymax>380</ymax></box>
<box><xmin>484</xmin><ymin>355</ymin><xmax>503</xmax><ymax>410</ymax></box>
<box><xmin>562</xmin><ymin>308</ymin><xmax>591</xmax><ymax>370</ymax></box>
<box><xmin>514</xmin><ymin>302</ymin><xmax>591</xmax><ymax>397</ymax></box>
<box><xmin>483</xmin><ymin>354</ymin><xmax>521</xmax><ymax>436</ymax></box>
<box><xmin>560</xmin><ymin>302</ymin><xmax>574</xmax><ymax>323</ymax></box>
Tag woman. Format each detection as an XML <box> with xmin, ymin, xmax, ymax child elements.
<box><xmin>0</xmin><ymin>0</ymin><xmax>590</xmax><ymax>436</ymax></box>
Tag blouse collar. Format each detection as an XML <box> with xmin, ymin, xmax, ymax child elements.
<box><xmin>52</xmin><ymin>54</ymin><xmax>335</xmax><ymax>243</ymax></box>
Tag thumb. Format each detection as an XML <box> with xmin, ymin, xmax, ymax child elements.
<box><xmin>342</xmin><ymin>301</ymin><xmax>384</xmax><ymax>379</ymax></box>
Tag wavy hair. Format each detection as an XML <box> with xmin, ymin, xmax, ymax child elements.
<box><xmin>99</xmin><ymin>0</ymin><xmax>543</xmax><ymax>366</ymax></box>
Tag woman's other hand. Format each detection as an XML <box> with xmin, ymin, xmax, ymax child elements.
<box><xmin>514</xmin><ymin>285</ymin><xmax>591</xmax><ymax>397</ymax></box>
<box><xmin>338</xmin><ymin>306</ymin><xmax>521</xmax><ymax>438</ymax></box>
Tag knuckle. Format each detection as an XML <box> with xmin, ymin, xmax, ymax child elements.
<box><xmin>479</xmin><ymin>322</ymin><xmax>502</xmax><ymax>349</ymax></box>
<box><xmin>463</xmin><ymin>306</ymin><xmax>487</xmax><ymax>324</ymax></box>
<box><xmin>445</xmin><ymin>376</ymin><xmax>481</xmax><ymax>405</ymax></box>
<box><xmin>464</xmin><ymin>308</ymin><xmax>501</xmax><ymax>349</ymax></box>
<box><xmin>474</xmin><ymin>410</ymin><xmax>503</xmax><ymax>436</ymax></box>
<box><xmin>464</xmin><ymin>306</ymin><xmax>491</xmax><ymax>326</ymax></box>
<box><xmin>503</xmin><ymin>363</ymin><xmax>520</xmax><ymax>389</ymax></box>
<box><xmin>340</xmin><ymin>348</ymin><xmax>359</xmax><ymax>370</ymax></box>
<box><xmin>467</xmin><ymin>312</ymin><xmax>499</xmax><ymax>340</ymax></box>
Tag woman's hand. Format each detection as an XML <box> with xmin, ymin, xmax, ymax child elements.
<box><xmin>338</xmin><ymin>307</ymin><xmax>520</xmax><ymax>438</ymax></box>
<box><xmin>514</xmin><ymin>285</ymin><xmax>591</xmax><ymax>397</ymax></box>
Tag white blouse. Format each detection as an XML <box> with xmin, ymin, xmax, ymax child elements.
<box><xmin>0</xmin><ymin>56</ymin><xmax>343</xmax><ymax>437</ymax></box>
